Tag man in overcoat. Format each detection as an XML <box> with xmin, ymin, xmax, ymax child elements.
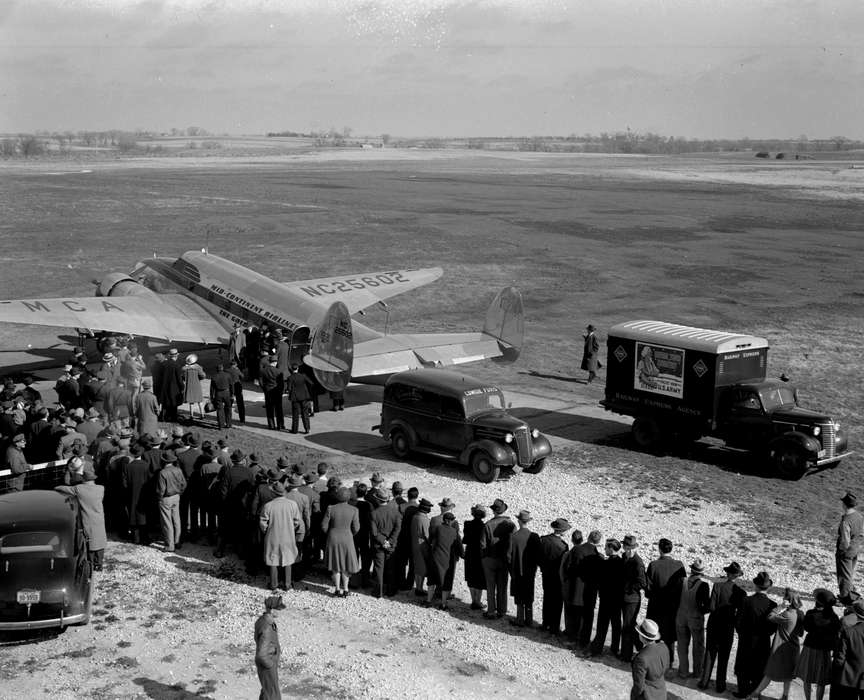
<box><xmin>158</xmin><ymin>348</ymin><xmax>184</xmax><ymax>422</ymax></box>
<box><xmin>259</xmin><ymin>358</ymin><xmax>284</xmax><ymax>431</ymax></box>
<box><xmin>259</xmin><ymin>481</ymin><xmax>304</xmax><ymax>591</ymax></box>
<box><xmin>580</xmin><ymin>323</ymin><xmax>601</xmax><ymax>383</ymax></box>
<box><xmin>56</xmin><ymin>468</ymin><xmax>107</xmax><ymax>570</ymax></box>
<box><xmin>508</xmin><ymin>510</ymin><xmax>541</xmax><ymax>627</ymax></box>
<box><xmin>286</xmin><ymin>364</ymin><xmax>313</xmax><ymax>434</ymax></box>
<box><xmin>833</xmin><ymin>598</ymin><xmax>864</xmax><ymax>699</ymax></box>
<box><xmin>369</xmin><ymin>488</ymin><xmax>402</xmax><ymax>598</ymax></box>
<box><xmin>645</xmin><ymin>537</ymin><xmax>686</xmax><ymax>664</ymax></box>
<box><xmin>620</xmin><ymin>535</ymin><xmax>647</xmax><ymax>662</ymax></box>
<box><xmin>481</xmin><ymin>498</ymin><xmax>515</xmax><ymax>619</ymax></box>
<box><xmin>538</xmin><ymin>518</ymin><xmax>571</xmax><ymax>634</ymax></box>
<box><xmin>254</xmin><ymin>595</ymin><xmax>285</xmax><ymax>700</ymax></box>
<box><xmin>698</xmin><ymin>561</ymin><xmax>746</xmax><ymax>693</ymax></box>
<box><xmin>733</xmin><ymin>571</ymin><xmax>777</xmax><ymax>698</ymax></box>
<box><xmin>838</xmin><ymin>491</ymin><xmax>864</xmax><ymax>604</ymax></box>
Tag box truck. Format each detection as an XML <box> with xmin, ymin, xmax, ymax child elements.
<box><xmin>601</xmin><ymin>320</ymin><xmax>851</xmax><ymax>478</ymax></box>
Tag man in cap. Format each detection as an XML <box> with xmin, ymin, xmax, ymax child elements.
<box><xmin>581</xmin><ymin>323</ymin><xmax>601</xmax><ymax>384</ymax></box>
<box><xmin>480</xmin><ymin>498</ymin><xmax>515</xmax><ymax>619</ymax></box>
<box><xmin>631</xmin><ymin>619</ymin><xmax>669</xmax><ymax>700</ymax></box>
<box><xmin>837</xmin><ymin>491</ymin><xmax>864</xmax><ymax>604</ymax></box>
<box><xmin>508</xmin><ymin>509</ymin><xmax>541</xmax><ymax>627</ymax></box>
<box><xmin>833</xmin><ymin>598</ymin><xmax>864</xmax><ymax>700</ymax></box>
<box><xmin>619</xmin><ymin>535</ymin><xmax>647</xmax><ymax>662</ymax></box>
<box><xmin>158</xmin><ymin>348</ymin><xmax>184</xmax><ymax>422</ymax></box>
<box><xmin>259</xmin><ymin>356</ymin><xmax>284</xmax><ymax>431</ymax></box>
<box><xmin>56</xmin><ymin>467</ymin><xmax>107</xmax><ymax>570</ymax></box>
<box><xmin>645</xmin><ymin>538</ymin><xmax>686</xmax><ymax>665</ymax></box>
<box><xmin>698</xmin><ymin>561</ymin><xmax>746</xmax><ymax>693</ymax></box>
<box><xmin>254</xmin><ymin>595</ymin><xmax>285</xmax><ymax>700</ymax></box>
<box><xmin>286</xmin><ymin>364</ymin><xmax>313</xmax><ymax>434</ymax></box>
<box><xmin>5</xmin><ymin>433</ymin><xmax>31</xmax><ymax>492</ymax></box>
<box><xmin>368</xmin><ymin>487</ymin><xmax>402</xmax><ymax>598</ymax></box>
<box><xmin>733</xmin><ymin>571</ymin><xmax>777</xmax><ymax>698</ymax></box>
<box><xmin>209</xmin><ymin>363</ymin><xmax>234</xmax><ymax>430</ymax></box>
<box><xmin>156</xmin><ymin>449</ymin><xmax>187</xmax><ymax>552</ymax></box>
<box><xmin>674</xmin><ymin>558</ymin><xmax>711</xmax><ymax>679</ymax></box>
<box><xmin>539</xmin><ymin>518</ymin><xmax>571</xmax><ymax>634</ymax></box>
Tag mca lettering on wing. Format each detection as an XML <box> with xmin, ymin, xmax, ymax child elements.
<box><xmin>300</xmin><ymin>272</ymin><xmax>408</xmax><ymax>298</ymax></box>
<box><xmin>17</xmin><ymin>300</ymin><xmax>125</xmax><ymax>313</ymax></box>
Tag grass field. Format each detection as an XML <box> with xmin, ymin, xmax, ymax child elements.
<box><xmin>1</xmin><ymin>148</ymin><xmax>863</xmax><ymax>543</ymax></box>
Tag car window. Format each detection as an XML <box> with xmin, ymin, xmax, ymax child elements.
<box><xmin>440</xmin><ymin>397</ymin><xmax>464</xmax><ymax>419</ymax></box>
<box><xmin>464</xmin><ymin>390</ymin><xmax>505</xmax><ymax>416</ymax></box>
<box><xmin>734</xmin><ymin>392</ymin><xmax>762</xmax><ymax>411</ymax></box>
<box><xmin>0</xmin><ymin>531</ymin><xmax>66</xmax><ymax>556</ymax></box>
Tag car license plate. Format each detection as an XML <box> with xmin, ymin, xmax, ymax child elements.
<box><xmin>17</xmin><ymin>590</ymin><xmax>40</xmax><ymax>604</ymax></box>
<box><xmin>818</xmin><ymin>449</ymin><xmax>826</xmax><ymax>459</ymax></box>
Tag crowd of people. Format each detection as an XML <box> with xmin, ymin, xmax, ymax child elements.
<box><xmin>3</xmin><ymin>338</ymin><xmax>864</xmax><ymax>700</ymax></box>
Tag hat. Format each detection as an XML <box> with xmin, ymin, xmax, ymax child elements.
<box><xmin>248</xmin><ymin>453</ymin><xmax>260</xmax><ymax>465</ymax></box>
<box><xmin>264</xmin><ymin>595</ymin><xmax>286</xmax><ymax>611</ymax></box>
<box><xmin>187</xmin><ymin>433</ymin><xmax>201</xmax><ymax>447</ymax></box>
<box><xmin>271</xmin><ymin>482</ymin><xmax>286</xmax><ymax>496</ymax></box>
<box><xmin>12</xmin><ymin>433</ymin><xmax>25</xmax><ymax>444</ymax></box>
<box><xmin>366</xmin><ymin>488</ymin><xmax>388</xmax><ymax>506</ymax></box>
<box><xmin>217</xmin><ymin>438</ymin><xmax>228</xmax><ymax>448</ymax></box>
<box><xmin>753</xmin><ymin>571</ymin><xmax>773</xmax><ymax>590</ymax></box>
<box><xmin>290</xmin><ymin>364</ymin><xmax>299</xmax><ymax>372</ymax></box>
<box><xmin>779</xmin><ymin>372</ymin><xmax>790</xmax><ymax>381</ymax></box>
<box><xmin>303</xmin><ymin>471</ymin><xmax>317</xmax><ymax>484</ymax></box>
<box><xmin>102</xmin><ymin>352</ymin><xmax>114</xmax><ymax>362</ymax></box>
<box><xmin>690</xmin><ymin>559</ymin><xmax>705</xmax><ymax>574</ymax></box>
<box><xmin>266</xmin><ymin>467</ymin><xmax>281</xmax><ymax>481</ymax></box>
<box><xmin>288</xmin><ymin>475</ymin><xmax>304</xmax><ymax>488</ymax></box>
<box><xmin>171</xmin><ymin>426</ymin><xmax>185</xmax><ymax>438</ymax></box>
<box><xmin>842</xmin><ymin>492</ymin><xmax>857</xmax><ymax>508</ymax></box>
<box><xmin>470</xmin><ymin>503</ymin><xmax>487</xmax><ymax>518</ymax></box>
<box><xmin>586</xmin><ymin>324</ymin><xmax>595</xmax><ymax>332</ymax></box>
<box><xmin>276</xmin><ymin>456</ymin><xmax>291</xmax><ymax>468</ymax></box>
<box><xmin>418</xmin><ymin>498</ymin><xmax>433</xmax><ymax>513</ymax></box>
<box><xmin>391</xmin><ymin>481</ymin><xmax>404</xmax><ymax>493</ymax></box>
<box><xmin>62</xmin><ymin>364</ymin><xmax>73</xmax><ymax>373</ymax></box>
<box><xmin>118</xmin><ymin>437</ymin><xmax>131</xmax><ymax>449</ymax></box>
<box><xmin>489</xmin><ymin>498</ymin><xmax>508</xmax><ymax>514</ymax></box>
<box><xmin>64</xmin><ymin>418</ymin><xmax>78</xmax><ymax>428</ymax></box>
<box><xmin>551</xmin><ymin>518</ymin><xmax>571</xmax><ymax>533</ymax></box>
<box><xmin>161</xmin><ymin>449</ymin><xmax>178</xmax><ymax>464</ymax></box>
<box><xmin>230</xmin><ymin>449</ymin><xmax>245</xmax><ymax>463</ymax></box>
<box><xmin>516</xmin><ymin>509</ymin><xmax>533</xmax><ymax>523</ymax></box>
<box><xmin>168</xmin><ymin>348</ymin><xmax>179</xmax><ymax>357</ymax></box>
<box><xmin>85</xmin><ymin>407</ymin><xmax>101</xmax><ymax>419</ymax></box>
<box><xmin>723</xmin><ymin>561</ymin><xmax>743</xmax><ymax>577</ymax></box>
<box><xmin>439</xmin><ymin>497</ymin><xmax>455</xmax><ymax>509</ymax></box>
<box><xmin>622</xmin><ymin>535</ymin><xmax>638</xmax><ymax>549</ymax></box>
<box><xmin>370</xmin><ymin>472</ymin><xmax>383</xmax><ymax>485</ymax></box>
<box><xmin>156</xmin><ymin>428</ymin><xmax>169</xmax><ymax>440</ymax></box>
<box><xmin>141</xmin><ymin>377</ymin><xmax>152</xmax><ymax>388</ymax></box>
<box><xmin>185</xmin><ymin>353</ymin><xmax>197</xmax><ymax>365</ymax></box>
<box><xmin>636</xmin><ymin>619</ymin><xmax>661</xmax><ymax>641</ymax></box>
<box><xmin>814</xmin><ymin>588</ymin><xmax>837</xmax><ymax>608</ymax></box>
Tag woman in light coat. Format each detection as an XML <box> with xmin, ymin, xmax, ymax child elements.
<box><xmin>182</xmin><ymin>354</ymin><xmax>206</xmax><ymax>421</ymax></box>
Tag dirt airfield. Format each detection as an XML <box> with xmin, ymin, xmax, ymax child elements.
<box><xmin>0</xmin><ymin>148</ymin><xmax>863</xmax><ymax>699</ymax></box>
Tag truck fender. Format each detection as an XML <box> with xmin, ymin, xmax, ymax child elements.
<box><xmin>532</xmin><ymin>435</ymin><xmax>553</xmax><ymax>460</ymax></box>
<box><xmin>459</xmin><ymin>440</ymin><xmax>516</xmax><ymax>468</ymax></box>
<box><xmin>768</xmin><ymin>432</ymin><xmax>821</xmax><ymax>460</ymax></box>
<box><xmin>385</xmin><ymin>419</ymin><xmax>418</xmax><ymax>450</ymax></box>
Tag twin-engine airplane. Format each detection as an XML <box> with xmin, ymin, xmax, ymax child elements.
<box><xmin>0</xmin><ymin>251</ymin><xmax>524</xmax><ymax>391</ymax></box>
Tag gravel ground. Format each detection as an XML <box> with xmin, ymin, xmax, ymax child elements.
<box><xmin>0</xmin><ymin>445</ymin><xmax>832</xmax><ymax>700</ymax></box>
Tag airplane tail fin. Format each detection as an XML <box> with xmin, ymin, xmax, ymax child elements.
<box><xmin>305</xmin><ymin>301</ymin><xmax>354</xmax><ymax>392</ymax></box>
<box><xmin>483</xmin><ymin>286</ymin><xmax>524</xmax><ymax>363</ymax></box>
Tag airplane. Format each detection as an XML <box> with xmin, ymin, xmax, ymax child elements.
<box><xmin>0</xmin><ymin>250</ymin><xmax>524</xmax><ymax>391</ymax></box>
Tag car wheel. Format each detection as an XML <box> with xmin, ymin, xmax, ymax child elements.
<box><xmin>523</xmin><ymin>458</ymin><xmax>546</xmax><ymax>474</ymax></box>
<box><xmin>390</xmin><ymin>429</ymin><xmax>410</xmax><ymax>459</ymax></box>
<box><xmin>772</xmin><ymin>446</ymin><xmax>808</xmax><ymax>480</ymax></box>
<box><xmin>632</xmin><ymin>416</ymin><xmax>662</xmax><ymax>449</ymax></box>
<box><xmin>471</xmin><ymin>451</ymin><xmax>500</xmax><ymax>483</ymax></box>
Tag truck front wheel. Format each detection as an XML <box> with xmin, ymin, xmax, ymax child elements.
<box><xmin>772</xmin><ymin>446</ymin><xmax>809</xmax><ymax>480</ymax></box>
<box><xmin>632</xmin><ymin>416</ymin><xmax>663</xmax><ymax>450</ymax></box>
<box><xmin>471</xmin><ymin>451</ymin><xmax>501</xmax><ymax>483</ymax></box>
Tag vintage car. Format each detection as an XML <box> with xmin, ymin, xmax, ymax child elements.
<box><xmin>375</xmin><ymin>369</ymin><xmax>552</xmax><ymax>482</ymax></box>
<box><xmin>0</xmin><ymin>490</ymin><xmax>93</xmax><ymax>630</ymax></box>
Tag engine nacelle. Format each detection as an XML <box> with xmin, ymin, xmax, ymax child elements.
<box><xmin>96</xmin><ymin>272</ymin><xmax>155</xmax><ymax>298</ymax></box>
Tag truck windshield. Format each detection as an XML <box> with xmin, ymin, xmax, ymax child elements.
<box><xmin>759</xmin><ymin>386</ymin><xmax>797</xmax><ymax>411</ymax></box>
<box><xmin>464</xmin><ymin>390</ymin><xmax>505</xmax><ymax>415</ymax></box>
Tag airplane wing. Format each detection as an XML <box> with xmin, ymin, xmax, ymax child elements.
<box><xmin>283</xmin><ymin>267</ymin><xmax>443</xmax><ymax>314</ymax></box>
<box><xmin>0</xmin><ymin>294</ymin><xmax>228</xmax><ymax>344</ymax></box>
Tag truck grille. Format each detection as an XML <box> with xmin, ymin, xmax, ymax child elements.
<box><xmin>514</xmin><ymin>427</ymin><xmax>533</xmax><ymax>467</ymax></box>
<box><xmin>821</xmin><ymin>423</ymin><xmax>836</xmax><ymax>458</ymax></box>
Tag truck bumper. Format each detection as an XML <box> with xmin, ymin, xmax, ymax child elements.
<box><xmin>816</xmin><ymin>451</ymin><xmax>853</xmax><ymax>467</ymax></box>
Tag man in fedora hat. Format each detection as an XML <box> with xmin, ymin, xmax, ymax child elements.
<box><xmin>581</xmin><ymin>324</ymin><xmax>601</xmax><ymax>384</ymax></box>
<box><xmin>431</xmin><ymin>497</ymin><xmax>457</xmax><ymax>538</ymax></box>
<box><xmin>410</xmin><ymin>498</ymin><xmax>434</xmax><ymax>596</ymax></box>
<box><xmin>369</xmin><ymin>487</ymin><xmax>402</xmax><ymax>598</ymax></box>
<box><xmin>834</xmin><ymin>598</ymin><xmax>864</xmax><ymax>700</ymax></box>
<box><xmin>158</xmin><ymin>348</ymin><xmax>184</xmax><ymax>422</ymax></box>
<box><xmin>539</xmin><ymin>517</ymin><xmax>571</xmax><ymax>634</ymax></box>
<box><xmin>155</xmin><ymin>449</ymin><xmax>187</xmax><ymax>552</ymax></box>
<box><xmin>590</xmin><ymin>537</ymin><xmax>625</xmax><ymax>658</ymax></box>
<box><xmin>508</xmin><ymin>510</ymin><xmax>541</xmax><ymax>627</ymax></box>
<box><xmin>481</xmin><ymin>498</ymin><xmax>515</xmax><ymax>619</ymax></box>
<box><xmin>675</xmin><ymin>558</ymin><xmax>711</xmax><ymax>679</ymax></box>
<box><xmin>254</xmin><ymin>594</ymin><xmax>286</xmax><ymax>700</ymax></box>
<box><xmin>620</xmin><ymin>535</ymin><xmax>647</xmax><ymax>662</ymax></box>
<box><xmin>645</xmin><ymin>538</ymin><xmax>686</xmax><ymax>665</ymax></box>
<box><xmin>733</xmin><ymin>571</ymin><xmax>777</xmax><ymax>698</ymax></box>
<box><xmin>56</xmin><ymin>467</ymin><xmax>107</xmax><ymax>571</ymax></box>
<box><xmin>214</xmin><ymin>449</ymin><xmax>255</xmax><ymax>559</ymax></box>
<box><xmin>259</xmin><ymin>356</ymin><xmax>285</xmax><ymax>431</ymax></box>
<box><xmin>259</xmin><ymin>480</ymin><xmax>304</xmax><ymax>592</ymax></box>
<box><xmin>631</xmin><ymin>619</ymin><xmax>669</xmax><ymax>700</ymax></box>
<box><xmin>286</xmin><ymin>364</ymin><xmax>313</xmax><ymax>434</ymax></box>
<box><xmin>699</xmin><ymin>561</ymin><xmax>746</xmax><ymax>692</ymax></box>
<box><xmin>837</xmin><ymin>491</ymin><xmax>864</xmax><ymax>604</ymax></box>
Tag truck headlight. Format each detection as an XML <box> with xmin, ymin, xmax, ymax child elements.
<box><xmin>813</xmin><ymin>426</ymin><xmax>821</xmax><ymax>437</ymax></box>
<box><xmin>504</xmin><ymin>433</ymin><xmax>514</xmax><ymax>443</ymax></box>
<box><xmin>531</xmin><ymin>428</ymin><xmax>540</xmax><ymax>439</ymax></box>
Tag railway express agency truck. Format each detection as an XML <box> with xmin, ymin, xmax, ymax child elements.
<box><xmin>601</xmin><ymin>320</ymin><xmax>851</xmax><ymax>479</ymax></box>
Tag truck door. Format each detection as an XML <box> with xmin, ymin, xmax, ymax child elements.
<box><xmin>717</xmin><ymin>388</ymin><xmax>772</xmax><ymax>449</ymax></box>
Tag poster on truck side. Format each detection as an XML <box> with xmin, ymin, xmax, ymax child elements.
<box><xmin>634</xmin><ymin>342</ymin><xmax>685</xmax><ymax>398</ymax></box>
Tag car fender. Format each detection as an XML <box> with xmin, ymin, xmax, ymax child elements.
<box><xmin>385</xmin><ymin>419</ymin><xmax>418</xmax><ymax>449</ymax></box>
<box><xmin>768</xmin><ymin>432</ymin><xmax>821</xmax><ymax>459</ymax></box>
<box><xmin>532</xmin><ymin>434</ymin><xmax>553</xmax><ymax>461</ymax></box>
<box><xmin>459</xmin><ymin>439</ymin><xmax>516</xmax><ymax>467</ymax></box>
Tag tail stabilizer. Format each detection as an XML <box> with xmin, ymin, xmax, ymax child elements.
<box><xmin>305</xmin><ymin>301</ymin><xmax>354</xmax><ymax>392</ymax></box>
<box><xmin>483</xmin><ymin>286</ymin><xmax>524</xmax><ymax>363</ymax></box>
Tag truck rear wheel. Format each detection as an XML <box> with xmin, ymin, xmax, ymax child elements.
<box><xmin>471</xmin><ymin>451</ymin><xmax>500</xmax><ymax>483</ymax></box>
<box><xmin>390</xmin><ymin>429</ymin><xmax>411</xmax><ymax>459</ymax></box>
<box><xmin>632</xmin><ymin>417</ymin><xmax>663</xmax><ymax>450</ymax></box>
<box><xmin>772</xmin><ymin>446</ymin><xmax>808</xmax><ymax>480</ymax></box>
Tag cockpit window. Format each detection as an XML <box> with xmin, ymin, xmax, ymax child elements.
<box><xmin>0</xmin><ymin>531</ymin><xmax>66</xmax><ymax>556</ymax></box>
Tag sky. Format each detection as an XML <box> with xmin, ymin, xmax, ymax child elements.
<box><xmin>2</xmin><ymin>0</ymin><xmax>863</xmax><ymax>139</ymax></box>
